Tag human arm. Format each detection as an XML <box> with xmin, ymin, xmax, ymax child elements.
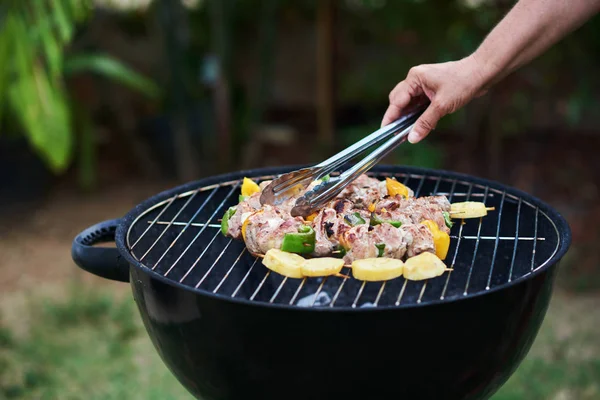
<box><xmin>382</xmin><ymin>0</ymin><xmax>600</xmax><ymax>143</ymax></box>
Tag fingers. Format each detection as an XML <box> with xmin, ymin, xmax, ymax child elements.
<box><xmin>381</xmin><ymin>104</ymin><xmax>403</xmax><ymax>128</ymax></box>
<box><xmin>389</xmin><ymin>81</ymin><xmax>415</xmax><ymax>110</ymax></box>
<box><xmin>381</xmin><ymin>79</ymin><xmax>420</xmax><ymax>127</ymax></box>
<box><xmin>383</xmin><ymin>60</ymin><xmax>482</xmax><ymax>142</ymax></box>
<box><xmin>407</xmin><ymin>102</ymin><xmax>445</xmax><ymax>143</ymax></box>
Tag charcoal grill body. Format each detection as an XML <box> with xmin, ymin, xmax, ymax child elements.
<box><xmin>72</xmin><ymin>165</ymin><xmax>571</xmax><ymax>400</ymax></box>
<box><xmin>129</xmin><ymin>263</ymin><xmax>558</xmax><ymax>400</ymax></box>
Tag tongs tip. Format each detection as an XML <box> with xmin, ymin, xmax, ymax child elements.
<box><xmin>290</xmin><ymin>177</ymin><xmax>338</xmax><ymax>217</ymax></box>
<box><xmin>259</xmin><ymin>167</ymin><xmax>316</xmax><ymax>207</ymax></box>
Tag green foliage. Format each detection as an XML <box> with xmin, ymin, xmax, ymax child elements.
<box><xmin>0</xmin><ymin>0</ymin><xmax>86</xmax><ymax>173</ymax></box>
<box><xmin>64</xmin><ymin>54</ymin><xmax>160</xmax><ymax>99</ymax></box>
<box><xmin>0</xmin><ymin>284</ymin><xmax>191</xmax><ymax>400</ymax></box>
<box><xmin>0</xmin><ymin>0</ymin><xmax>160</xmax><ymax>176</ymax></box>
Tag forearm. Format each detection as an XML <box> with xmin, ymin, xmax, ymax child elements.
<box><xmin>472</xmin><ymin>0</ymin><xmax>600</xmax><ymax>88</ymax></box>
<box><xmin>381</xmin><ymin>0</ymin><xmax>600</xmax><ymax>141</ymax></box>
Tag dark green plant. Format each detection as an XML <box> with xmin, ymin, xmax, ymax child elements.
<box><xmin>0</xmin><ymin>0</ymin><xmax>160</xmax><ymax>187</ymax></box>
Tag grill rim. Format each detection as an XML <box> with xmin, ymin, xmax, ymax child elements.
<box><xmin>115</xmin><ymin>164</ymin><xmax>572</xmax><ymax>312</ymax></box>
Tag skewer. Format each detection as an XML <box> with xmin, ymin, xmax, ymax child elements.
<box><xmin>449</xmin><ymin>207</ymin><xmax>495</xmax><ymax>214</ymax></box>
<box><xmin>243</xmin><ymin>178</ymin><xmax>497</xmax><ymax>283</ymax></box>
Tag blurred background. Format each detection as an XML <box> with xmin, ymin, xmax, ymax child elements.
<box><xmin>1</xmin><ymin>0</ymin><xmax>600</xmax><ymax>398</ymax></box>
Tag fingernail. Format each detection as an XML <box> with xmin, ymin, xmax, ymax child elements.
<box><xmin>408</xmin><ymin>129</ymin><xmax>420</xmax><ymax>144</ymax></box>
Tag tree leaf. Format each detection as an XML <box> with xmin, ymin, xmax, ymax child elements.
<box><xmin>1</xmin><ymin>0</ymin><xmax>84</xmax><ymax>173</ymax></box>
<box><xmin>68</xmin><ymin>0</ymin><xmax>92</xmax><ymax>22</ymax></box>
<box><xmin>9</xmin><ymin>65</ymin><xmax>73</xmax><ymax>173</ymax></box>
<box><xmin>9</xmin><ymin>14</ymin><xmax>73</xmax><ymax>173</ymax></box>
<box><xmin>33</xmin><ymin>0</ymin><xmax>63</xmax><ymax>79</ymax></box>
<box><xmin>50</xmin><ymin>0</ymin><xmax>74</xmax><ymax>43</ymax></box>
<box><xmin>64</xmin><ymin>53</ymin><xmax>160</xmax><ymax>99</ymax></box>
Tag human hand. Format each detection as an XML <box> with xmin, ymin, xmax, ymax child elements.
<box><xmin>381</xmin><ymin>55</ymin><xmax>489</xmax><ymax>143</ymax></box>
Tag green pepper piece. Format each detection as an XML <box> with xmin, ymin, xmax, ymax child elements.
<box><xmin>344</xmin><ymin>212</ymin><xmax>366</xmax><ymax>226</ymax></box>
<box><xmin>443</xmin><ymin>211</ymin><xmax>454</xmax><ymax>229</ymax></box>
<box><xmin>298</xmin><ymin>225</ymin><xmax>312</xmax><ymax>234</ymax></box>
<box><xmin>220</xmin><ymin>206</ymin><xmax>237</xmax><ymax>236</ymax></box>
<box><xmin>370</xmin><ymin>213</ymin><xmax>402</xmax><ymax>228</ymax></box>
<box><xmin>281</xmin><ymin>225</ymin><xmax>316</xmax><ymax>254</ymax></box>
<box><xmin>370</xmin><ymin>213</ymin><xmax>384</xmax><ymax>226</ymax></box>
<box><xmin>239</xmin><ymin>195</ymin><xmax>248</xmax><ymax>203</ymax></box>
<box><xmin>333</xmin><ymin>246</ymin><xmax>347</xmax><ymax>258</ymax></box>
<box><xmin>375</xmin><ymin>243</ymin><xmax>385</xmax><ymax>257</ymax></box>
<box><xmin>321</xmin><ymin>174</ymin><xmax>330</xmax><ymax>182</ymax></box>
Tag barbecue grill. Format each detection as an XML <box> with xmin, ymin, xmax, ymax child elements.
<box><xmin>72</xmin><ymin>165</ymin><xmax>571</xmax><ymax>400</ymax></box>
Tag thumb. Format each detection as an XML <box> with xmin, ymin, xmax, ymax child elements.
<box><xmin>407</xmin><ymin>102</ymin><xmax>445</xmax><ymax>144</ymax></box>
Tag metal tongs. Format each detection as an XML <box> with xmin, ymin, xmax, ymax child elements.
<box><xmin>260</xmin><ymin>102</ymin><xmax>428</xmax><ymax>217</ymax></box>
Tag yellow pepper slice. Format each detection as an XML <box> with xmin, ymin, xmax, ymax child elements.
<box><xmin>386</xmin><ymin>177</ymin><xmax>409</xmax><ymax>198</ymax></box>
<box><xmin>305</xmin><ymin>212</ymin><xmax>318</xmax><ymax>222</ymax></box>
<box><xmin>241</xmin><ymin>177</ymin><xmax>261</xmax><ymax>197</ymax></box>
<box><xmin>241</xmin><ymin>217</ymin><xmax>250</xmax><ymax>242</ymax></box>
<box><xmin>368</xmin><ymin>202</ymin><xmax>377</xmax><ymax>213</ymax></box>
<box><xmin>421</xmin><ymin>220</ymin><xmax>450</xmax><ymax>260</ymax></box>
<box><xmin>241</xmin><ymin>210</ymin><xmax>262</xmax><ymax>241</ymax></box>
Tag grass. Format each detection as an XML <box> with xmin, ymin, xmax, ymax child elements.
<box><xmin>0</xmin><ymin>285</ymin><xmax>191</xmax><ymax>400</ymax></box>
<box><xmin>1</xmin><ymin>283</ymin><xmax>599</xmax><ymax>400</ymax></box>
<box><xmin>496</xmin><ymin>358</ymin><xmax>600</xmax><ymax>400</ymax></box>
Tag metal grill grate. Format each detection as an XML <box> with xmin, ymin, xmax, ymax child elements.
<box><xmin>125</xmin><ymin>170</ymin><xmax>561</xmax><ymax>309</ymax></box>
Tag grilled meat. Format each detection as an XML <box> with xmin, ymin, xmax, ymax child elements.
<box><xmin>313</xmin><ymin>208</ymin><xmax>351</xmax><ymax>256</ymax></box>
<box><xmin>243</xmin><ymin>206</ymin><xmax>305</xmax><ymax>255</ymax></box>
<box><xmin>340</xmin><ymin>221</ymin><xmax>431</xmax><ymax>263</ymax></box>
<box><xmin>341</xmin><ymin>225</ymin><xmax>378</xmax><ymax>263</ymax></box>
<box><xmin>400</xmin><ymin>224</ymin><xmax>435</xmax><ymax>258</ymax></box>
<box><xmin>376</xmin><ymin>195</ymin><xmax>450</xmax><ymax>212</ymax></box>
<box><xmin>327</xmin><ymin>198</ymin><xmax>354</xmax><ymax>214</ymax></box>
<box><xmin>374</xmin><ymin>194</ymin><xmax>451</xmax><ymax>233</ymax></box>
<box><xmin>229</xmin><ymin>178</ymin><xmax>326</xmax><ymax>239</ymax></box>
<box><xmin>226</xmin><ymin>192</ymin><xmax>263</xmax><ymax>239</ymax></box>
<box><xmin>229</xmin><ymin>174</ymin><xmax>449</xmax><ymax>262</ymax></box>
<box><xmin>371</xmin><ymin>224</ymin><xmax>408</xmax><ymax>259</ymax></box>
<box><xmin>337</xmin><ymin>175</ymin><xmax>389</xmax><ymax>209</ymax></box>
<box><xmin>418</xmin><ymin>195</ymin><xmax>451</xmax><ymax>212</ymax></box>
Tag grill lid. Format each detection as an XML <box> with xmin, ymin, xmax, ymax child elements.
<box><xmin>120</xmin><ymin>166</ymin><xmax>569</xmax><ymax>309</ymax></box>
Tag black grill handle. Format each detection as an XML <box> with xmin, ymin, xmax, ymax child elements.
<box><xmin>71</xmin><ymin>219</ymin><xmax>130</xmax><ymax>283</ymax></box>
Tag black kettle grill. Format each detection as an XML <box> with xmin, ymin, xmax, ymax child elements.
<box><xmin>71</xmin><ymin>165</ymin><xmax>571</xmax><ymax>400</ymax></box>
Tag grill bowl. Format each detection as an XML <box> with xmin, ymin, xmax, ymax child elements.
<box><xmin>72</xmin><ymin>165</ymin><xmax>571</xmax><ymax>400</ymax></box>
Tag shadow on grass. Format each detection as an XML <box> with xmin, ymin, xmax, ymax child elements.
<box><xmin>1</xmin><ymin>283</ymin><xmax>598</xmax><ymax>399</ymax></box>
